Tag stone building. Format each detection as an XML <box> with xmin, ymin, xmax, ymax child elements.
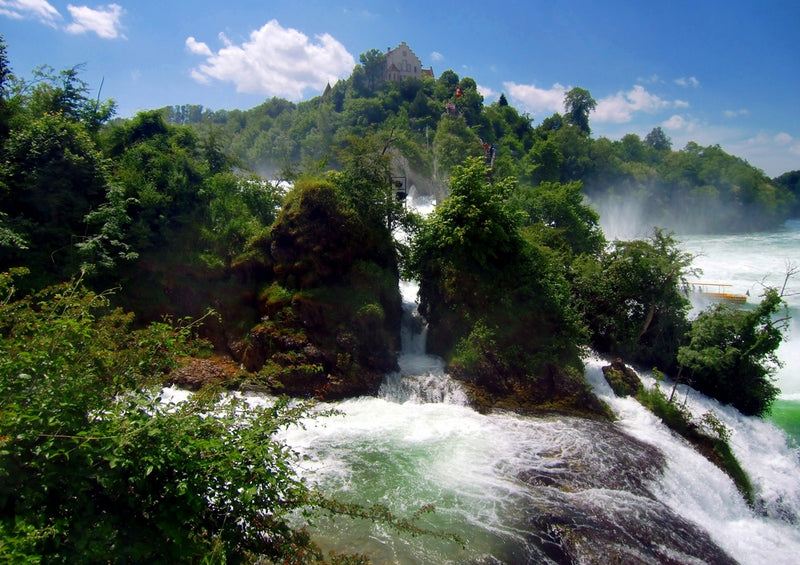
<box><xmin>385</xmin><ymin>41</ymin><xmax>434</xmax><ymax>82</ymax></box>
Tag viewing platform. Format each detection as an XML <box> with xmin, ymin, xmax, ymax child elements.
<box><xmin>684</xmin><ymin>282</ymin><xmax>748</xmax><ymax>304</ymax></box>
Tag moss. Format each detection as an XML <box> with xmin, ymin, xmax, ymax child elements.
<box><xmin>602</xmin><ymin>358</ymin><xmax>643</xmax><ymax>397</ymax></box>
<box><xmin>453</xmin><ymin>360</ymin><xmax>614</xmax><ymax>420</ymax></box>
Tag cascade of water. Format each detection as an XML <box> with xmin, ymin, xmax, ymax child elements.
<box><xmin>584</xmin><ymin>356</ymin><xmax>800</xmax><ymax>565</ymax></box>
<box><xmin>378</xmin><ymin>280</ymin><xmax>468</xmax><ymax>405</ymax></box>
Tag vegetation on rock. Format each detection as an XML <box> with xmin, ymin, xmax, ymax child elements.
<box><xmin>0</xmin><ymin>271</ymin><xmax>455</xmax><ymax>563</ymax></box>
<box><xmin>677</xmin><ymin>287</ymin><xmax>789</xmax><ymax>416</ymax></box>
<box><xmin>408</xmin><ymin>158</ymin><xmax>605</xmax><ymax>416</ymax></box>
<box><xmin>572</xmin><ymin>228</ymin><xmax>696</xmax><ymax>374</ymax></box>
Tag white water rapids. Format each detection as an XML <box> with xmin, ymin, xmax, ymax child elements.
<box><xmin>275</xmin><ymin>275</ymin><xmax>800</xmax><ymax>564</ymax></box>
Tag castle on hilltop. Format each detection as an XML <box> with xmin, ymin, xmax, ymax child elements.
<box><xmin>385</xmin><ymin>42</ymin><xmax>434</xmax><ymax>82</ymax></box>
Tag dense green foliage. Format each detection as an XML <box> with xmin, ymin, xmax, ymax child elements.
<box><xmin>572</xmin><ymin>229</ymin><xmax>696</xmax><ymax>372</ymax></box>
<box><xmin>408</xmin><ymin>158</ymin><xmax>595</xmax><ymax>409</ymax></box>
<box><xmin>512</xmin><ymin>180</ymin><xmax>606</xmax><ymax>259</ymax></box>
<box><xmin>0</xmin><ymin>272</ymin><xmax>308</xmax><ymax>562</ymax></box>
<box><xmin>0</xmin><ymin>272</ymin><xmax>452</xmax><ymax>563</ymax></box>
<box><xmin>164</xmin><ymin>54</ymin><xmax>797</xmax><ymax>234</ymax></box>
<box><xmin>773</xmin><ymin>170</ymin><xmax>800</xmax><ymax>217</ymax></box>
<box><xmin>677</xmin><ymin>288</ymin><xmax>787</xmax><ymax>416</ymax></box>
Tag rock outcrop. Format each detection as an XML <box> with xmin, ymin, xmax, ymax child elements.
<box><xmin>601</xmin><ymin>357</ymin><xmax>643</xmax><ymax>397</ymax></box>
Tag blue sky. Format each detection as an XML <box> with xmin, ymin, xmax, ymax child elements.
<box><xmin>2</xmin><ymin>0</ymin><xmax>799</xmax><ymax>176</ymax></box>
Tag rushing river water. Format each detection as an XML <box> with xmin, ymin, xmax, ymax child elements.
<box><xmin>278</xmin><ymin>253</ymin><xmax>800</xmax><ymax>564</ymax></box>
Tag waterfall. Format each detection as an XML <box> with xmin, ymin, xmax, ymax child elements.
<box><xmin>258</xmin><ymin>209</ymin><xmax>800</xmax><ymax>562</ymax></box>
<box><xmin>378</xmin><ymin>280</ymin><xmax>469</xmax><ymax>405</ymax></box>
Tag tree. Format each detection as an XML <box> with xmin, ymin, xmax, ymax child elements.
<box><xmin>432</xmin><ymin>114</ymin><xmax>484</xmax><ymax>178</ymax></box>
<box><xmin>330</xmin><ymin>130</ymin><xmax>399</xmax><ymax>231</ymax></box>
<box><xmin>512</xmin><ymin>180</ymin><xmax>606</xmax><ymax>259</ymax></box>
<box><xmin>563</xmin><ymin>87</ymin><xmax>596</xmax><ymax>135</ymax></box>
<box><xmin>574</xmin><ymin>228</ymin><xmax>696</xmax><ymax>371</ymax></box>
<box><xmin>408</xmin><ymin>158</ymin><xmax>585</xmax><ymax>380</ymax></box>
<box><xmin>104</xmin><ymin>111</ymin><xmax>211</xmax><ymax>252</ymax></box>
<box><xmin>455</xmin><ymin>77</ymin><xmax>484</xmax><ymax>126</ymax></box>
<box><xmin>433</xmin><ymin>69</ymin><xmax>459</xmax><ymax>101</ymax></box>
<box><xmin>358</xmin><ymin>48</ymin><xmax>386</xmax><ymax>93</ymax></box>
<box><xmin>18</xmin><ymin>65</ymin><xmax>115</xmax><ymax>134</ymax></box>
<box><xmin>0</xmin><ymin>35</ymin><xmax>12</xmax><ymax>142</ymax></box>
<box><xmin>644</xmin><ymin>126</ymin><xmax>672</xmax><ymax>151</ymax></box>
<box><xmin>524</xmin><ymin>139</ymin><xmax>563</xmax><ymax>184</ymax></box>
<box><xmin>677</xmin><ymin>287</ymin><xmax>788</xmax><ymax>416</ymax></box>
<box><xmin>0</xmin><ymin>111</ymin><xmax>110</xmax><ymax>289</ymax></box>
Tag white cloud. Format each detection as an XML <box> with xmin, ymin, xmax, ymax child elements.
<box><xmin>674</xmin><ymin>76</ymin><xmax>700</xmax><ymax>88</ymax></box>
<box><xmin>661</xmin><ymin>114</ymin><xmax>698</xmax><ymax>133</ymax></box>
<box><xmin>187</xmin><ymin>19</ymin><xmax>356</xmax><ymax>101</ymax></box>
<box><xmin>726</xmin><ymin>131</ymin><xmax>800</xmax><ymax>176</ymax></box>
<box><xmin>636</xmin><ymin>74</ymin><xmax>661</xmax><ymax>85</ymax></box>
<box><xmin>186</xmin><ymin>37</ymin><xmax>212</xmax><ymax>57</ymax></box>
<box><xmin>674</xmin><ymin>99</ymin><xmax>690</xmax><ymax>108</ymax></box>
<box><xmin>477</xmin><ymin>84</ymin><xmax>495</xmax><ymax>100</ymax></box>
<box><xmin>65</xmin><ymin>3</ymin><xmax>124</xmax><ymax>39</ymax></box>
<box><xmin>594</xmin><ymin>85</ymin><xmax>670</xmax><ymax>123</ymax></box>
<box><xmin>0</xmin><ymin>0</ymin><xmax>61</xmax><ymax>26</ymax></box>
<box><xmin>503</xmin><ymin>81</ymin><xmax>566</xmax><ymax>115</ymax></box>
<box><xmin>724</xmin><ymin>108</ymin><xmax>749</xmax><ymax>118</ymax></box>
<box><xmin>774</xmin><ymin>132</ymin><xmax>793</xmax><ymax>145</ymax></box>
<box><xmin>430</xmin><ymin>51</ymin><xmax>444</xmax><ymax>62</ymax></box>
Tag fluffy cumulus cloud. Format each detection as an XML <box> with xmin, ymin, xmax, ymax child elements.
<box><xmin>594</xmin><ymin>85</ymin><xmax>671</xmax><ymax>123</ymax></box>
<box><xmin>503</xmin><ymin>81</ymin><xmax>566</xmax><ymax>115</ymax></box>
<box><xmin>0</xmin><ymin>0</ymin><xmax>124</xmax><ymax>38</ymax></box>
<box><xmin>661</xmin><ymin>114</ymin><xmax>697</xmax><ymax>133</ymax></box>
<box><xmin>0</xmin><ymin>0</ymin><xmax>60</xmax><ymax>26</ymax></box>
<box><xmin>65</xmin><ymin>3</ymin><xmax>125</xmax><ymax>39</ymax></box>
<box><xmin>430</xmin><ymin>51</ymin><xmax>444</xmax><ymax>62</ymax></box>
<box><xmin>186</xmin><ymin>36</ymin><xmax>212</xmax><ymax>57</ymax></box>
<box><xmin>186</xmin><ymin>20</ymin><xmax>355</xmax><ymax>101</ymax></box>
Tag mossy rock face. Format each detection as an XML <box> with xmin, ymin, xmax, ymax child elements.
<box><xmin>231</xmin><ymin>182</ymin><xmax>402</xmax><ymax>400</ymax></box>
<box><xmin>168</xmin><ymin>355</ymin><xmax>244</xmax><ymax>390</ymax></box>
<box><xmin>602</xmin><ymin>358</ymin><xmax>643</xmax><ymax>397</ymax></box>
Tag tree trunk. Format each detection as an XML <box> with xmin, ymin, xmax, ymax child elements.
<box><xmin>637</xmin><ymin>301</ymin><xmax>656</xmax><ymax>342</ymax></box>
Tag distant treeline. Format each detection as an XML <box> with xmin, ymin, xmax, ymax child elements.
<box><xmin>161</xmin><ymin>57</ymin><xmax>799</xmax><ymax>234</ymax></box>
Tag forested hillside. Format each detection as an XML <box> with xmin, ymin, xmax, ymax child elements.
<box><xmin>162</xmin><ymin>51</ymin><xmax>797</xmax><ymax>235</ymax></box>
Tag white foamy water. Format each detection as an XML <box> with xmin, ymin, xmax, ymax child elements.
<box><xmin>585</xmin><ymin>357</ymin><xmax>800</xmax><ymax>565</ymax></box>
<box><xmin>162</xmin><ymin>212</ymin><xmax>800</xmax><ymax>562</ymax></box>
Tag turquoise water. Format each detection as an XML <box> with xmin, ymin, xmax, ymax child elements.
<box><xmin>770</xmin><ymin>399</ymin><xmax>800</xmax><ymax>446</ymax></box>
